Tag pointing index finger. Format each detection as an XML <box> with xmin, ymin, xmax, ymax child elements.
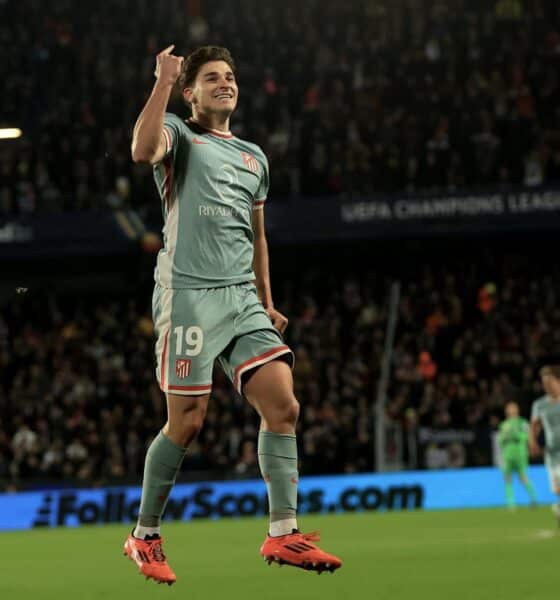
<box><xmin>160</xmin><ymin>44</ymin><xmax>175</xmax><ymax>56</ymax></box>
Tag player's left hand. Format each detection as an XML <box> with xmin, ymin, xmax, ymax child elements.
<box><xmin>266</xmin><ymin>307</ymin><xmax>288</xmax><ymax>334</ymax></box>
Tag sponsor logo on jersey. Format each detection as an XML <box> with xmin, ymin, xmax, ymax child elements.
<box><xmin>241</xmin><ymin>152</ymin><xmax>259</xmax><ymax>174</ymax></box>
<box><xmin>198</xmin><ymin>205</ymin><xmax>249</xmax><ymax>218</ymax></box>
<box><xmin>175</xmin><ymin>359</ymin><xmax>192</xmax><ymax>379</ymax></box>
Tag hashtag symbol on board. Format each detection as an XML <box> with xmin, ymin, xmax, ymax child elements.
<box><xmin>33</xmin><ymin>494</ymin><xmax>53</xmax><ymax>527</ymax></box>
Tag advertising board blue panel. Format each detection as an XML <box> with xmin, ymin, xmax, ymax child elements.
<box><xmin>0</xmin><ymin>466</ymin><xmax>554</xmax><ymax>531</ymax></box>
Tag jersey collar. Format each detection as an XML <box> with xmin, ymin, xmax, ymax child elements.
<box><xmin>187</xmin><ymin>118</ymin><xmax>234</xmax><ymax>139</ymax></box>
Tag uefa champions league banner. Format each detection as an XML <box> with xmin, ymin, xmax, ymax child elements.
<box><xmin>2</xmin><ymin>187</ymin><xmax>560</xmax><ymax>259</ymax></box>
<box><xmin>265</xmin><ymin>186</ymin><xmax>560</xmax><ymax>243</ymax></box>
<box><xmin>0</xmin><ymin>467</ymin><xmax>555</xmax><ymax>531</ymax></box>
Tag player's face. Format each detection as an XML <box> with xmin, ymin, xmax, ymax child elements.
<box><xmin>186</xmin><ymin>60</ymin><xmax>238</xmax><ymax>117</ymax></box>
<box><xmin>505</xmin><ymin>403</ymin><xmax>519</xmax><ymax>418</ymax></box>
<box><xmin>542</xmin><ymin>374</ymin><xmax>560</xmax><ymax>399</ymax></box>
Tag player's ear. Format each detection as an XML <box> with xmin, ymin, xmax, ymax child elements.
<box><xmin>183</xmin><ymin>87</ymin><xmax>195</xmax><ymax>105</ymax></box>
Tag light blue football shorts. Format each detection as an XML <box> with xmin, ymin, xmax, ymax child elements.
<box><xmin>152</xmin><ymin>282</ymin><xmax>293</xmax><ymax>395</ymax></box>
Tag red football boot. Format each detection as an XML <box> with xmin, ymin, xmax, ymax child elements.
<box><xmin>260</xmin><ymin>530</ymin><xmax>342</xmax><ymax>574</ymax></box>
<box><xmin>123</xmin><ymin>533</ymin><xmax>177</xmax><ymax>585</ymax></box>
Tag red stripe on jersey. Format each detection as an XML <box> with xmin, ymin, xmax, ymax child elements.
<box><xmin>254</xmin><ymin>199</ymin><xmax>266</xmax><ymax>207</ymax></box>
<box><xmin>160</xmin><ymin>330</ymin><xmax>169</xmax><ymax>390</ymax></box>
<box><xmin>163</xmin><ymin>157</ymin><xmax>173</xmax><ymax>213</ymax></box>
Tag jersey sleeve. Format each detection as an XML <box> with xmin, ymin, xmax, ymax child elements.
<box><xmin>161</xmin><ymin>113</ymin><xmax>188</xmax><ymax>161</ymax></box>
<box><xmin>254</xmin><ymin>154</ymin><xmax>270</xmax><ymax>210</ymax></box>
<box><xmin>531</xmin><ymin>400</ymin><xmax>542</xmax><ymax>422</ymax></box>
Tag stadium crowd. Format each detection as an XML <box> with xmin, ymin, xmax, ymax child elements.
<box><xmin>1</xmin><ymin>249</ymin><xmax>558</xmax><ymax>488</ymax></box>
<box><xmin>1</xmin><ymin>0</ymin><xmax>560</xmax><ymax>222</ymax></box>
<box><xmin>2</xmin><ymin>0</ymin><xmax>560</xmax><ymax>488</ymax></box>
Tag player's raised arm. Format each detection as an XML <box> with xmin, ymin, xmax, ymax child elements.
<box><xmin>131</xmin><ymin>45</ymin><xmax>183</xmax><ymax>165</ymax></box>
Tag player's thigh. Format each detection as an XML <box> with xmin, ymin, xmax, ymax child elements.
<box><xmin>165</xmin><ymin>392</ymin><xmax>211</xmax><ymax>429</ymax></box>
<box><xmin>218</xmin><ymin>327</ymin><xmax>294</xmax><ymax>396</ymax></box>
<box><xmin>503</xmin><ymin>455</ymin><xmax>522</xmax><ymax>478</ymax></box>
<box><xmin>242</xmin><ymin>359</ymin><xmax>298</xmax><ymax>421</ymax></box>
<box><xmin>217</xmin><ymin>285</ymin><xmax>296</xmax><ymax>419</ymax></box>
<box><xmin>516</xmin><ymin>457</ymin><xmax>530</xmax><ymax>480</ymax></box>
<box><xmin>152</xmin><ymin>285</ymin><xmax>233</xmax><ymax>396</ymax></box>
<box><xmin>510</xmin><ymin>457</ymin><xmax>524</xmax><ymax>474</ymax></box>
<box><xmin>518</xmin><ymin>469</ymin><xmax>529</xmax><ymax>483</ymax></box>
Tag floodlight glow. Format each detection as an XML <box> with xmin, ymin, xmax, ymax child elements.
<box><xmin>0</xmin><ymin>128</ymin><xmax>22</xmax><ymax>140</ymax></box>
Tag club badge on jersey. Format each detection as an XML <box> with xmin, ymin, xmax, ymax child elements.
<box><xmin>241</xmin><ymin>152</ymin><xmax>260</xmax><ymax>174</ymax></box>
<box><xmin>175</xmin><ymin>359</ymin><xmax>192</xmax><ymax>379</ymax></box>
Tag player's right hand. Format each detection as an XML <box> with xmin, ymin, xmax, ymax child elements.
<box><xmin>154</xmin><ymin>45</ymin><xmax>184</xmax><ymax>86</ymax></box>
<box><xmin>529</xmin><ymin>440</ymin><xmax>541</xmax><ymax>458</ymax></box>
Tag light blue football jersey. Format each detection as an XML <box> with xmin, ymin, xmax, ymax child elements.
<box><xmin>153</xmin><ymin>113</ymin><xmax>269</xmax><ymax>289</ymax></box>
<box><xmin>531</xmin><ymin>395</ymin><xmax>560</xmax><ymax>455</ymax></box>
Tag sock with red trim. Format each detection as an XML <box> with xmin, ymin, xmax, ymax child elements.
<box><xmin>258</xmin><ymin>431</ymin><xmax>298</xmax><ymax>537</ymax></box>
<box><xmin>135</xmin><ymin>431</ymin><xmax>186</xmax><ymax>535</ymax></box>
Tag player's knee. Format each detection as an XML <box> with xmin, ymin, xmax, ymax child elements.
<box><xmin>279</xmin><ymin>394</ymin><xmax>299</xmax><ymax>426</ymax></box>
<box><xmin>188</xmin><ymin>404</ymin><xmax>207</xmax><ymax>433</ymax></box>
<box><xmin>185</xmin><ymin>411</ymin><xmax>205</xmax><ymax>437</ymax></box>
<box><xmin>169</xmin><ymin>404</ymin><xmax>207</xmax><ymax>445</ymax></box>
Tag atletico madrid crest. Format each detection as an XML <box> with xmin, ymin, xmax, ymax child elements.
<box><xmin>241</xmin><ymin>152</ymin><xmax>260</xmax><ymax>174</ymax></box>
<box><xmin>175</xmin><ymin>359</ymin><xmax>192</xmax><ymax>379</ymax></box>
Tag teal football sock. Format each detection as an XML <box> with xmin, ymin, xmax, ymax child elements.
<box><xmin>137</xmin><ymin>431</ymin><xmax>187</xmax><ymax>528</ymax></box>
<box><xmin>258</xmin><ymin>431</ymin><xmax>298</xmax><ymax>527</ymax></box>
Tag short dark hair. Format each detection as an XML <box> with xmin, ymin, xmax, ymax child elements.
<box><xmin>540</xmin><ymin>365</ymin><xmax>560</xmax><ymax>379</ymax></box>
<box><xmin>179</xmin><ymin>46</ymin><xmax>236</xmax><ymax>89</ymax></box>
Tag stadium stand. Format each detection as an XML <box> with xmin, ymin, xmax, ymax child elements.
<box><xmin>1</xmin><ymin>0</ymin><xmax>560</xmax><ymax>222</ymax></box>
<box><xmin>2</xmin><ymin>242</ymin><xmax>559</xmax><ymax>488</ymax></box>
<box><xmin>2</xmin><ymin>0</ymin><xmax>560</xmax><ymax>489</ymax></box>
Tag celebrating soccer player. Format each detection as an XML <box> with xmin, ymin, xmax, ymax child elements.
<box><xmin>497</xmin><ymin>401</ymin><xmax>537</xmax><ymax>510</ymax></box>
<box><xmin>530</xmin><ymin>365</ymin><xmax>560</xmax><ymax>526</ymax></box>
<box><xmin>123</xmin><ymin>45</ymin><xmax>342</xmax><ymax>584</ymax></box>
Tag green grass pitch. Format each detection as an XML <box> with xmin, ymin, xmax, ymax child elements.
<box><xmin>0</xmin><ymin>508</ymin><xmax>558</xmax><ymax>600</ymax></box>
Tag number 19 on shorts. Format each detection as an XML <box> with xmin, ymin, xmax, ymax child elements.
<box><xmin>174</xmin><ymin>326</ymin><xmax>203</xmax><ymax>356</ymax></box>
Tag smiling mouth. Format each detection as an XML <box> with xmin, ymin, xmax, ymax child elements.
<box><xmin>215</xmin><ymin>94</ymin><xmax>234</xmax><ymax>100</ymax></box>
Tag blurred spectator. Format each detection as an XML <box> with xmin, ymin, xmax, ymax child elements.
<box><xmin>2</xmin><ymin>246</ymin><xmax>560</xmax><ymax>486</ymax></box>
<box><xmin>1</xmin><ymin>0</ymin><xmax>560</xmax><ymax>222</ymax></box>
<box><xmin>418</xmin><ymin>351</ymin><xmax>438</xmax><ymax>381</ymax></box>
<box><xmin>2</xmin><ymin>0</ymin><xmax>560</xmax><ymax>487</ymax></box>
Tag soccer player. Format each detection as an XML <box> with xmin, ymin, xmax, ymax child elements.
<box><xmin>497</xmin><ymin>401</ymin><xmax>537</xmax><ymax>509</ymax></box>
<box><xmin>530</xmin><ymin>365</ymin><xmax>560</xmax><ymax>526</ymax></box>
<box><xmin>123</xmin><ymin>45</ymin><xmax>342</xmax><ymax>584</ymax></box>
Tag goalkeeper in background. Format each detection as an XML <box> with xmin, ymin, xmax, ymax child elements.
<box><xmin>498</xmin><ymin>401</ymin><xmax>538</xmax><ymax>509</ymax></box>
